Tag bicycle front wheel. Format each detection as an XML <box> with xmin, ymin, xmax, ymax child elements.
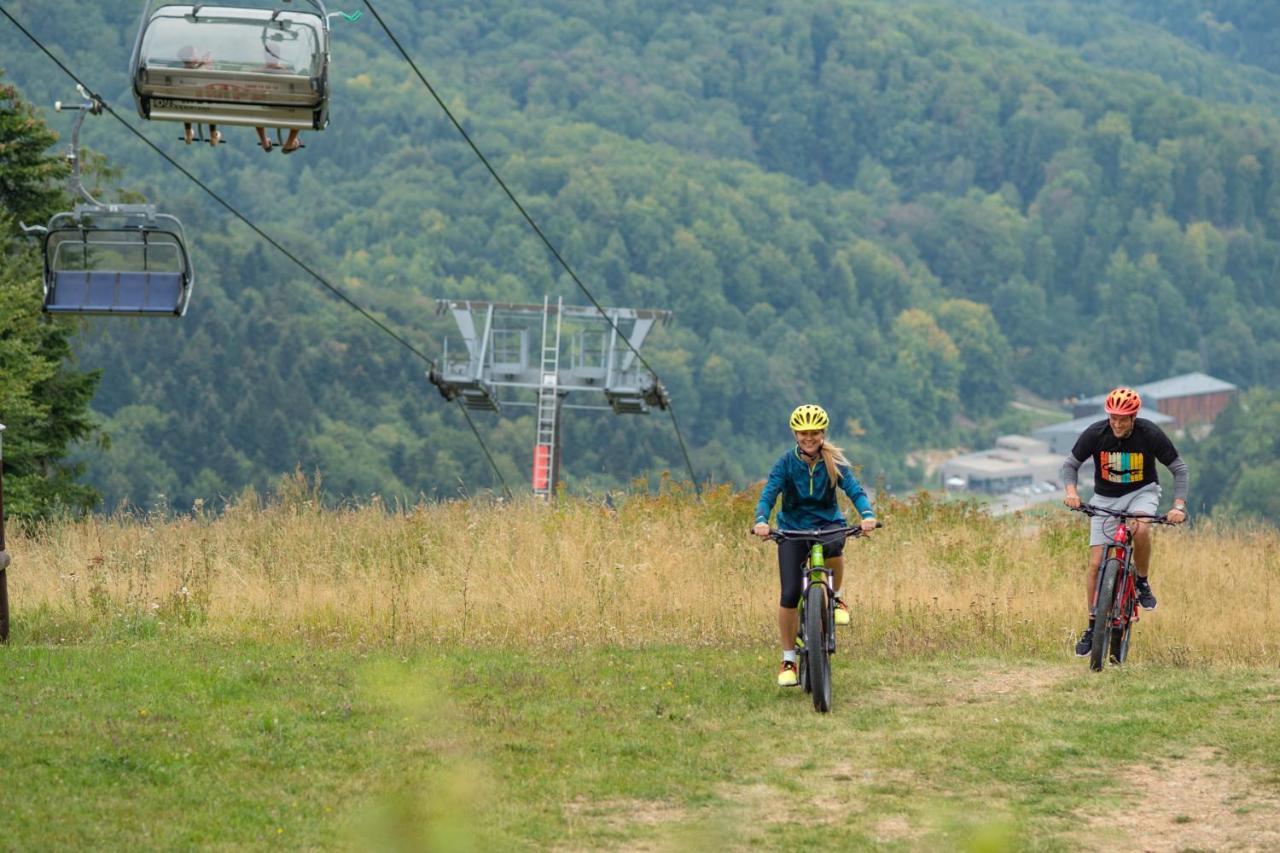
<box><xmin>1090</xmin><ymin>559</ymin><xmax>1121</xmax><ymax>672</ymax></box>
<box><xmin>805</xmin><ymin>584</ymin><xmax>831</xmax><ymax>712</ymax></box>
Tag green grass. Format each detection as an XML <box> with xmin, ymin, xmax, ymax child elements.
<box><xmin>3</xmin><ymin>638</ymin><xmax>1280</xmax><ymax>850</ymax></box>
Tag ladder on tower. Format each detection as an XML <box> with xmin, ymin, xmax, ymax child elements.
<box><xmin>532</xmin><ymin>296</ymin><xmax>563</xmax><ymax>499</ymax></box>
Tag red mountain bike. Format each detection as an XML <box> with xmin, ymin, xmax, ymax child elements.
<box><xmin>1072</xmin><ymin>504</ymin><xmax>1173</xmax><ymax>672</ymax></box>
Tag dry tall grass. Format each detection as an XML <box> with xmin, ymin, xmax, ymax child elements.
<box><xmin>8</xmin><ymin>476</ymin><xmax>1279</xmax><ymax>662</ymax></box>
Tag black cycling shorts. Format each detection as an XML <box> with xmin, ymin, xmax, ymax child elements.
<box><xmin>778</xmin><ymin>522</ymin><xmax>846</xmax><ymax>608</ymax></box>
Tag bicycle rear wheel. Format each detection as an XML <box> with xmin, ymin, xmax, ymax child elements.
<box><xmin>1110</xmin><ymin>619</ymin><xmax>1132</xmax><ymax>664</ymax></box>
<box><xmin>805</xmin><ymin>584</ymin><xmax>831</xmax><ymax>712</ymax></box>
<box><xmin>1110</xmin><ymin>588</ymin><xmax>1136</xmax><ymax>664</ymax></box>
<box><xmin>1090</xmin><ymin>559</ymin><xmax>1121</xmax><ymax>672</ymax></box>
<box><xmin>798</xmin><ymin>633</ymin><xmax>811</xmax><ymax>694</ymax></box>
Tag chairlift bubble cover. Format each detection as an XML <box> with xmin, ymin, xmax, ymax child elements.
<box><xmin>131</xmin><ymin>3</ymin><xmax>331</xmax><ymax>130</ymax></box>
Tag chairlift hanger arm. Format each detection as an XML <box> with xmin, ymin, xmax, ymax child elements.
<box><xmin>54</xmin><ymin>89</ymin><xmax>105</xmax><ymax>207</ymax></box>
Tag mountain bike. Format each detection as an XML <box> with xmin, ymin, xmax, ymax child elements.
<box><xmin>768</xmin><ymin>524</ymin><xmax>876</xmax><ymax>712</ymax></box>
<box><xmin>1071</xmin><ymin>504</ymin><xmax>1173</xmax><ymax>672</ymax></box>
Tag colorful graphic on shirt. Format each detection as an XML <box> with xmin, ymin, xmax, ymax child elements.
<box><xmin>1101</xmin><ymin>451</ymin><xmax>1145</xmax><ymax>484</ymax></box>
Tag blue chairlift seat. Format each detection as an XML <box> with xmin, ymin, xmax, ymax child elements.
<box><xmin>130</xmin><ymin>2</ymin><xmax>331</xmax><ymax>131</ymax></box>
<box><xmin>39</xmin><ymin>205</ymin><xmax>194</xmax><ymax>317</ymax></box>
<box><xmin>46</xmin><ymin>271</ymin><xmax>187</xmax><ymax>316</ymax></box>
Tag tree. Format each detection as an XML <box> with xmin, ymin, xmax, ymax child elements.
<box><xmin>935</xmin><ymin>299</ymin><xmax>1013</xmax><ymax>419</ymax></box>
<box><xmin>0</xmin><ymin>72</ymin><xmax>101</xmax><ymax>518</ymax></box>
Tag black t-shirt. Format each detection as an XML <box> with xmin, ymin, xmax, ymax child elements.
<box><xmin>1071</xmin><ymin>418</ymin><xmax>1179</xmax><ymax>498</ymax></box>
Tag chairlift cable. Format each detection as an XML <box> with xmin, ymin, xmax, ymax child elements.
<box><xmin>663</xmin><ymin>402</ymin><xmax>701</xmax><ymax>497</ymax></box>
<box><xmin>362</xmin><ymin>0</ymin><xmax>701</xmax><ymax>494</ymax></box>
<box><xmin>0</xmin><ymin>3</ymin><xmax>515</xmax><ymax>500</ymax></box>
<box><xmin>457</xmin><ymin>405</ymin><xmax>514</xmax><ymax>500</ymax></box>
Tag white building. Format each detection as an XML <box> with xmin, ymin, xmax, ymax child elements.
<box><xmin>938</xmin><ymin>436</ymin><xmax>1066</xmax><ymax>495</ymax></box>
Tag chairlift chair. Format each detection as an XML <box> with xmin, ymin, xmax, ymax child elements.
<box><xmin>37</xmin><ymin>205</ymin><xmax>194</xmax><ymax>317</ymax></box>
<box><xmin>21</xmin><ymin>94</ymin><xmax>195</xmax><ymax>317</ymax></box>
<box><xmin>129</xmin><ymin>1</ymin><xmax>332</xmax><ymax>132</ymax></box>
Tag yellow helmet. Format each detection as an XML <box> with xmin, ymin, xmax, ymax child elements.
<box><xmin>789</xmin><ymin>404</ymin><xmax>829</xmax><ymax>431</ymax></box>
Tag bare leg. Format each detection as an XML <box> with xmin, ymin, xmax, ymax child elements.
<box><xmin>283</xmin><ymin>129</ymin><xmax>302</xmax><ymax>152</ymax></box>
<box><xmin>183</xmin><ymin>122</ymin><xmax>194</xmax><ymax>144</ymax></box>
<box><xmin>255</xmin><ymin>127</ymin><xmax>272</xmax><ymax>151</ymax></box>
<box><xmin>829</xmin><ymin>555</ymin><xmax>845</xmax><ymax>596</ymax></box>
<box><xmin>778</xmin><ymin>606</ymin><xmax>798</xmax><ymax>651</ymax></box>
<box><xmin>208</xmin><ymin>124</ymin><xmax>222</xmax><ymax>146</ymax></box>
<box><xmin>1085</xmin><ymin>544</ymin><xmax>1105</xmax><ymax>612</ymax></box>
<box><xmin>1133</xmin><ymin>521</ymin><xmax>1152</xmax><ymax>578</ymax></box>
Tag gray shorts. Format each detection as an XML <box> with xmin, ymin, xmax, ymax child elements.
<box><xmin>1089</xmin><ymin>483</ymin><xmax>1161</xmax><ymax>547</ymax></box>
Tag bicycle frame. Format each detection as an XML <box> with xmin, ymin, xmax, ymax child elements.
<box><xmin>767</xmin><ymin>526</ymin><xmax>866</xmax><ymax>653</ymax></box>
<box><xmin>1095</xmin><ymin>515</ymin><xmax>1138</xmax><ymax>638</ymax></box>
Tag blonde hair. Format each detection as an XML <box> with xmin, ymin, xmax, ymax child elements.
<box><xmin>821</xmin><ymin>439</ymin><xmax>850</xmax><ymax>489</ymax></box>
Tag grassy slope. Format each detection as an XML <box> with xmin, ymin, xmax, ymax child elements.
<box><xmin>3</xmin><ymin>489</ymin><xmax>1280</xmax><ymax>847</ymax></box>
<box><xmin>3</xmin><ymin>642</ymin><xmax>1280</xmax><ymax>849</ymax></box>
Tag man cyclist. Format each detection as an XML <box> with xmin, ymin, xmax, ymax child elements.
<box><xmin>1062</xmin><ymin>387</ymin><xmax>1188</xmax><ymax>657</ymax></box>
<box><xmin>753</xmin><ymin>404</ymin><xmax>878</xmax><ymax>687</ymax></box>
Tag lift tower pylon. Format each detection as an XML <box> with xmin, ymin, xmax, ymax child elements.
<box><xmin>430</xmin><ymin>297</ymin><xmax>672</xmax><ymax>497</ymax></box>
<box><xmin>532</xmin><ymin>296</ymin><xmax>564</xmax><ymax>499</ymax></box>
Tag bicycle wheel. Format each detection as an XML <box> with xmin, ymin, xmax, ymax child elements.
<box><xmin>1090</xmin><ymin>559</ymin><xmax>1121</xmax><ymax>672</ymax></box>
<box><xmin>805</xmin><ymin>584</ymin><xmax>831</xmax><ymax>712</ymax></box>
<box><xmin>798</xmin><ymin>637</ymin><xmax>811</xmax><ymax>694</ymax></box>
<box><xmin>1110</xmin><ymin>619</ymin><xmax>1132</xmax><ymax>664</ymax></box>
<box><xmin>796</xmin><ymin>597</ymin><xmax>811</xmax><ymax>693</ymax></box>
<box><xmin>1111</xmin><ymin>579</ymin><xmax>1136</xmax><ymax>664</ymax></box>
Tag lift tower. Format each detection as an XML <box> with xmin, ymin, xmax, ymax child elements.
<box><xmin>429</xmin><ymin>297</ymin><xmax>672</xmax><ymax>497</ymax></box>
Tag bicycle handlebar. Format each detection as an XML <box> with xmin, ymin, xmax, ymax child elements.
<box><xmin>765</xmin><ymin>521</ymin><xmax>883</xmax><ymax>542</ymax></box>
<box><xmin>1070</xmin><ymin>504</ymin><xmax>1174</xmax><ymax>524</ymax></box>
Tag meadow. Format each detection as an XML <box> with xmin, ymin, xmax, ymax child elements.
<box><xmin>2</xmin><ymin>479</ymin><xmax>1279</xmax><ymax>850</ymax></box>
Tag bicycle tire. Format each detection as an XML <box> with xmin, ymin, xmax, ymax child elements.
<box><xmin>1090</xmin><ymin>559</ymin><xmax>1121</xmax><ymax>672</ymax></box>
<box><xmin>795</xmin><ymin>597</ymin><xmax>811</xmax><ymax>693</ymax></box>
<box><xmin>798</xmin><ymin>631</ymin><xmax>811</xmax><ymax>694</ymax></box>
<box><xmin>805</xmin><ymin>584</ymin><xmax>831</xmax><ymax>712</ymax></box>
<box><xmin>0</xmin><ymin>568</ymin><xmax>9</xmax><ymax>643</ymax></box>
<box><xmin>1111</xmin><ymin>620</ymin><xmax>1132</xmax><ymax>664</ymax></box>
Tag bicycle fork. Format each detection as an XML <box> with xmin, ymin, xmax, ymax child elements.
<box><xmin>801</xmin><ymin>548</ymin><xmax>836</xmax><ymax>654</ymax></box>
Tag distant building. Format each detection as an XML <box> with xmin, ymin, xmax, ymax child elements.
<box><xmin>1071</xmin><ymin>372</ymin><xmax>1238</xmax><ymax>428</ymax></box>
<box><xmin>938</xmin><ymin>436</ymin><xmax>1065</xmax><ymax>495</ymax></box>
<box><xmin>1033</xmin><ymin>411</ymin><xmax>1176</xmax><ymax>456</ymax></box>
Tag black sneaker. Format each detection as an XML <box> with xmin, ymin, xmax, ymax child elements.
<box><xmin>1074</xmin><ymin>625</ymin><xmax>1094</xmax><ymax>657</ymax></box>
<box><xmin>1135</xmin><ymin>577</ymin><xmax>1157</xmax><ymax>610</ymax></box>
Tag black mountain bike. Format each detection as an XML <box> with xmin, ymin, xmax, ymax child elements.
<box><xmin>1071</xmin><ymin>504</ymin><xmax>1173</xmax><ymax>671</ymax></box>
<box><xmin>768</xmin><ymin>524</ymin><xmax>875</xmax><ymax>712</ymax></box>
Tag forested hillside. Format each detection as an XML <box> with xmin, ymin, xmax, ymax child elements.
<box><xmin>956</xmin><ymin>1</ymin><xmax>1280</xmax><ymax>111</ymax></box>
<box><xmin>2</xmin><ymin>0</ymin><xmax>1279</xmax><ymax>509</ymax></box>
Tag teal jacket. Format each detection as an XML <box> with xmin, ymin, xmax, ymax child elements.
<box><xmin>754</xmin><ymin>447</ymin><xmax>875</xmax><ymax>530</ymax></box>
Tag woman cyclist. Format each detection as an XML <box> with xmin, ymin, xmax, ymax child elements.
<box><xmin>753</xmin><ymin>404</ymin><xmax>878</xmax><ymax>687</ymax></box>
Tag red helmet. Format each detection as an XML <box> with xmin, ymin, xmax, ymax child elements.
<box><xmin>1104</xmin><ymin>387</ymin><xmax>1142</xmax><ymax>416</ymax></box>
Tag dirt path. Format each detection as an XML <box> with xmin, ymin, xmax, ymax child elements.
<box><xmin>1071</xmin><ymin>746</ymin><xmax>1280</xmax><ymax>852</ymax></box>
